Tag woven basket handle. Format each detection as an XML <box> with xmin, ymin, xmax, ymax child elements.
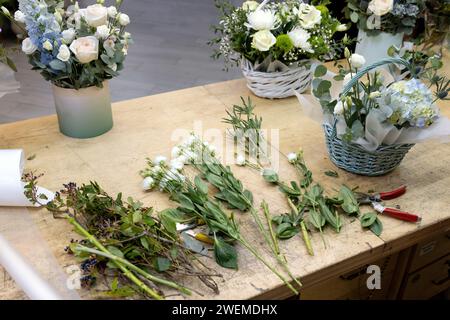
<box><xmin>340</xmin><ymin>58</ymin><xmax>412</xmax><ymax>98</ymax></box>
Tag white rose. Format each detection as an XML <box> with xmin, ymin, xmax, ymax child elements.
<box><xmin>349</xmin><ymin>53</ymin><xmax>366</xmax><ymax>68</ymax></box>
<box><xmin>107</xmin><ymin>6</ymin><xmax>117</xmax><ymax>18</ymax></box>
<box><xmin>43</xmin><ymin>40</ymin><xmax>53</xmax><ymax>51</ymax></box>
<box><xmin>69</xmin><ymin>36</ymin><xmax>99</xmax><ymax>64</ymax></box>
<box><xmin>118</xmin><ymin>13</ymin><xmax>130</xmax><ymax>26</ymax></box>
<box><xmin>297</xmin><ymin>3</ymin><xmax>322</xmax><ymax>29</ymax></box>
<box><xmin>247</xmin><ymin>9</ymin><xmax>276</xmax><ymax>30</ymax></box>
<box><xmin>95</xmin><ymin>25</ymin><xmax>110</xmax><ymax>39</ymax></box>
<box><xmin>235</xmin><ymin>154</ymin><xmax>246</xmax><ymax>166</ymax></box>
<box><xmin>368</xmin><ymin>0</ymin><xmax>393</xmax><ymax>16</ymax></box>
<box><xmin>62</xmin><ymin>28</ymin><xmax>76</xmax><ymax>44</ymax></box>
<box><xmin>14</xmin><ymin>10</ymin><xmax>25</xmax><ymax>23</ymax></box>
<box><xmin>287</xmin><ymin>152</ymin><xmax>298</xmax><ymax>163</ymax></box>
<box><xmin>21</xmin><ymin>37</ymin><xmax>37</xmax><ymax>55</ymax></box>
<box><xmin>142</xmin><ymin>177</ymin><xmax>155</xmax><ymax>191</ymax></box>
<box><xmin>242</xmin><ymin>1</ymin><xmax>259</xmax><ymax>11</ymax></box>
<box><xmin>84</xmin><ymin>4</ymin><xmax>108</xmax><ymax>27</ymax></box>
<box><xmin>56</xmin><ymin>44</ymin><xmax>71</xmax><ymax>62</ymax></box>
<box><xmin>334</xmin><ymin>101</ymin><xmax>345</xmax><ymax>115</ymax></box>
<box><xmin>251</xmin><ymin>30</ymin><xmax>276</xmax><ymax>52</ymax></box>
<box><xmin>288</xmin><ymin>27</ymin><xmax>311</xmax><ymax>50</ymax></box>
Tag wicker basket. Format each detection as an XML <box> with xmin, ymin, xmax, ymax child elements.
<box><xmin>241</xmin><ymin>58</ymin><xmax>312</xmax><ymax>99</ymax></box>
<box><xmin>323</xmin><ymin>123</ymin><xmax>414</xmax><ymax>176</ymax></box>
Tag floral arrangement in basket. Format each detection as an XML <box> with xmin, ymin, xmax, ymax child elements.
<box><xmin>209</xmin><ymin>0</ymin><xmax>348</xmax><ymax>98</ymax></box>
<box><xmin>303</xmin><ymin>47</ymin><xmax>450</xmax><ymax>176</ymax></box>
<box><xmin>1</xmin><ymin>0</ymin><xmax>132</xmax><ymax>89</ymax></box>
<box><xmin>345</xmin><ymin>0</ymin><xmax>425</xmax><ymax>36</ymax></box>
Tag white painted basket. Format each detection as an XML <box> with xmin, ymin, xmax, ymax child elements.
<box><xmin>241</xmin><ymin>58</ymin><xmax>312</xmax><ymax>99</ymax></box>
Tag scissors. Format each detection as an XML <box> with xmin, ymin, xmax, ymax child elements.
<box><xmin>356</xmin><ymin>186</ymin><xmax>421</xmax><ymax>223</ymax></box>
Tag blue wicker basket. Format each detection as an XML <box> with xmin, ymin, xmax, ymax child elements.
<box><xmin>322</xmin><ymin>57</ymin><xmax>417</xmax><ymax>176</ymax></box>
<box><xmin>323</xmin><ymin>123</ymin><xmax>414</xmax><ymax>176</ymax></box>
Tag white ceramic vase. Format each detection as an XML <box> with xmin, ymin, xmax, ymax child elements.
<box><xmin>355</xmin><ymin>30</ymin><xmax>404</xmax><ymax>66</ymax></box>
<box><xmin>52</xmin><ymin>81</ymin><xmax>113</xmax><ymax>139</ymax></box>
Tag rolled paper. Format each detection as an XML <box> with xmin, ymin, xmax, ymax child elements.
<box><xmin>0</xmin><ymin>149</ymin><xmax>54</xmax><ymax>206</ymax></box>
<box><xmin>0</xmin><ymin>234</ymin><xmax>62</xmax><ymax>300</ymax></box>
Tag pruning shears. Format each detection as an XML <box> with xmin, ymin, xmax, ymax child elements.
<box><xmin>356</xmin><ymin>186</ymin><xmax>421</xmax><ymax>223</ymax></box>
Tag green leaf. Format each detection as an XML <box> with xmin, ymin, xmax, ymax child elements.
<box><xmin>140</xmin><ymin>237</ymin><xmax>150</xmax><ymax>250</ymax></box>
<box><xmin>314</xmin><ymin>65</ymin><xmax>327</xmax><ymax>78</ymax></box>
<box><xmin>132</xmin><ymin>211</ymin><xmax>142</xmax><ymax>223</ymax></box>
<box><xmin>107</xmin><ymin>246</ymin><xmax>124</xmax><ymax>259</ymax></box>
<box><xmin>318</xmin><ymin>199</ymin><xmax>342</xmax><ymax>232</ymax></box>
<box><xmin>205</xmin><ymin>173</ymin><xmax>224</xmax><ymax>189</ymax></box>
<box><xmin>308</xmin><ymin>209</ymin><xmax>325</xmax><ymax>230</ymax></box>
<box><xmin>49</xmin><ymin>59</ymin><xmax>66</xmax><ymax>71</ymax></box>
<box><xmin>339</xmin><ymin>185</ymin><xmax>360</xmax><ymax>216</ymax></box>
<box><xmin>159</xmin><ymin>208</ymin><xmax>184</xmax><ymax>236</ymax></box>
<box><xmin>153</xmin><ymin>257</ymin><xmax>171</xmax><ymax>272</ymax></box>
<box><xmin>370</xmin><ymin>217</ymin><xmax>383</xmax><ymax>236</ymax></box>
<box><xmin>350</xmin><ymin>11</ymin><xmax>359</xmax><ymax>23</ymax></box>
<box><xmin>325</xmin><ymin>170</ymin><xmax>339</xmax><ymax>178</ymax></box>
<box><xmin>194</xmin><ymin>176</ymin><xmax>208</xmax><ymax>195</ymax></box>
<box><xmin>276</xmin><ymin>223</ymin><xmax>298</xmax><ymax>239</ymax></box>
<box><xmin>262</xmin><ymin>169</ymin><xmax>279</xmax><ymax>183</ymax></box>
<box><xmin>213</xmin><ymin>235</ymin><xmax>238</xmax><ymax>270</ymax></box>
<box><xmin>360</xmin><ymin>212</ymin><xmax>378</xmax><ymax>228</ymax></box>
<box><xmin>176</xmin><ymin>194</ymin><xmax>196</xmax><ymax>212</ymax></box>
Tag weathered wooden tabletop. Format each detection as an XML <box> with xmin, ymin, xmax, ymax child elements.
<box><xmin>1</xmin><ymin>62</ymin><xmax>450</xmax><ymax>300</ymax></box>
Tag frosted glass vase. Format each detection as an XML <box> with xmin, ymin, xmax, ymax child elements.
<box><xmin>52</xmin><ymin>81</ymin><xmax>113</xmax><ymax>139</ymax></box>
<box><xmin>355</xmin><ymin>30</ymin><xmax>404</xmax><ymax>66</ymax></box>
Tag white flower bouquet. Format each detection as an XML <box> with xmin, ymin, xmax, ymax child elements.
<box><xmin>2</xmin><ymin>0</ymin><xmax>132</xmax><ymax>89</ymax></box>
<box><xmin>298</xmin><ymin>47</ymin><xmax>450</xmax><ymax>175</ymax></box>
<box><xmin>210</xmin><ymin>0</ymin><xmax>348</xmax><ymax>98</ymax></box>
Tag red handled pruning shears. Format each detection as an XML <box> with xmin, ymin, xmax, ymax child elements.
<box><xmin>356</xmin><ymin>186</ymin><xmax>421</xmax><ymax>223</ymax></box>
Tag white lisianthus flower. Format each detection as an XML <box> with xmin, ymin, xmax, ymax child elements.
<box><xmin>251</xmin><ymin>30</ymin><xmax>276</xmax><ymax>52</ymax></box>
<box><xmin>336</xmin><ymin>24</ymin><xmax>348</xmax><ymax>32</ymax></box>
<box><xmin>21</xmin><ymin>38</ymin><xmax>37</xmax><ymax>55</ymax></box>
<box><xmin>297</xmin><ymin>3</ymin><xmax>322</xmax><ymax>29</ymax></box>
<box><xmin>235</xmin><ymin>154</ymin><xmax>246</xmax><ymax>166</ymax></box>
<box><xmin>142</xmin><ymin>177</ymin><xmax>155</xmax><ymax>191</ymax></box>
<box><xmin>247</xmin><ymin>9</ymin><xmax>277</xmax><ymax>30</ymax></box>
<box><xmin>368</xmin><ymin>0</ymin><xmax>393</xmax><ymax>16</ymax></box>
<box><xmin>84</xmin><ymin>4</ymin><xmax>108</xmax><ymax>27</ymax></box>
<box><xmin>242</xmin><ymin>1</ymin><xmax>259</xmax><ymax>11</ymax></box>
<box><xmin>95</xmin><ymin>25</ymin><xmax>110</xmax><ymax>39</ymax></box>
<box><xmin>56</xmin><ymin>44</ymin><xmax>71</xmax><ymax>62</ymax></box>
<box><xmin>334</xmin><ymin>101</ymin><xmax>345</xmax><ymax>115</ymax></box>
<box><xmin>154</xmin><ymin>155</ymin><xmax>167</xmax><ymax>165</ymax></box>
<box><xmin>43</xmin><ymin>40</ymin><xmax>53</xmax><ymax>51</ymax></box>
<box><xmin>107</xmin><ymin>6</ymin><xmax>118</xmax><ymax>18</ymax></box>
<box><xmin>170</xmin><ymin>159</ymin><xmax>184</xmax><ymax>171</ymax></box>
<box><xmin>69</xmin><ymin>36</ymin><xmax>99</xmax><ymax>64</ymax></box>
<box><xmin>62</xmin><ymin>28</ymin><xmax>76</xmax><ymax>44</ymax></box>
<box><xmin>287</xmin><ymin>152</ymin><xmax>297</xmax><ymax>163</ymax></box>
<box><xmin>54</xmin><ymin>11</ymin><xmax>63</xmax><ymax>23</ymax></box>
<box><xmin>14</xmin><ymin>10</ymin><xmax>25</xmax><ymax>23</ymax></box>
<box><xmin>349</xmin><ymin>54</ymin><xmax>366</xmax><ymax>69</ymax></box>
<box><xmin>118</xmin><ymin>13</ymin><xmax>130</xmax><ymax>26</ymax></box>
<box><xmin>288</xmin><ymin>27</ymin><xmax>311</xmax><ymax>50</ymax></box>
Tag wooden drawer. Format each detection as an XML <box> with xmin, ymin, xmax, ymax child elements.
<box><xmin>300</xmin><ymin>254</ymin><xmax>398</xmax><ymax>300</ymax></box>
<box><xmin>409</xmin><ymin>230</ymin><xmax>450</xmax><ymax>272</ymax></box>
<box><xmin>402</xmin><ymin>254</ymin><xmax>450</xmax><ymax>300</ymax></box>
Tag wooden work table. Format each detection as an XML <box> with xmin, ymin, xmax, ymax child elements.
<box><xmin>1</xmin><ymin>72</ymin><xmax>450</xmax><ymax>300</ymax></box>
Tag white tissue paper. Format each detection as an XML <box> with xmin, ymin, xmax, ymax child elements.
<box><xmin>0</xmin><ymin>149</ymin><xmax>54</xmax><ymax>206</ymax></box>
<box><xmin>296</xmin><ymin>70</ymin><xmax>450</xmax><ymax>151</ymax></box>
<box><xmin>0</xmin><ymin>149</ymin><xmax>80</xmax><ymax>299</ymax></box>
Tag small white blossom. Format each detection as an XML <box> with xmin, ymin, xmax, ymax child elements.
<box><xmin>14</xmin><ymin>10</ymin><xmax>25</xmax><ymax>23</ymax></box>
<box><xmin>107</xmin><ymin>6</ymin><xmax>117</xmax><ymax>17</ymax></box>
<box><xmin>142</xmin><ymin>176</ymin><xmax>155</xmax><ymax>191</ymax></box>
<box><xmin>349</xmin><ymin>54</ymin><xmax>366</xmax><ymax>69</ymax></box>
<box><xmin>43</xmin><ymin>40</ymin><xmax>53</xmax><ymax>51</ymax></box>
<box><xmin>287</xmin><ymin>152</ymin><xmax>298</xmax><ymax>163</ymax></box>
<box><xmin>171</xmin><ymin>146</ymin><xmax>182</xmax><ymax>158</ymax></box>
<box><xmin>118</xmin><ymin>13</ymin><xmax>130</xmax><ymax>26</ymax></box>
<box><xmin>154</xmin><ymin>155</ymin><xmax>167</xmax><ymax>165</ymax></box>
<box><xmin>235</xmin><ymin>154</ymin><xmax>246</xmax><ymax>166</ymax></box>
<box><xmin>170</xmin><ymin>159</ymin><xmax>184</xmax><ymax>171</ymax></box>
